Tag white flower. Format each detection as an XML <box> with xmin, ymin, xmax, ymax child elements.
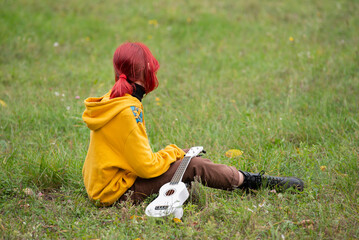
<box><xmin>54</xmin><ymin>91</ymin><xmax>60</xmax><ymax>96</ymax></box>
<box><xmin>23</xmin><ymin>188</ymin><xmax>34</xmax><ymax>196</ymax></box>
<box><xmin>66</xmin><ymin>106</ymin><xmax>70</xmax><ymax>111</ymax></box>
<box><xmin>53</xmin><ymin>42</ymin><xmax>59</xmax><ymax>47</ymax></box>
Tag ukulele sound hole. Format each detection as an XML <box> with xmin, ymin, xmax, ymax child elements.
<box><xmin>165</xmin><ymin>189</ymin><xmax>175</xmax><ymax>196</ymax></box>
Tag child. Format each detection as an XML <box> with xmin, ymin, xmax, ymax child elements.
<box><xmin>82</xmin><ymin>42</ymin><xmax>304</xmax><ymax>206</ymax></box>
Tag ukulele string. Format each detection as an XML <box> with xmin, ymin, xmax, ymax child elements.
<box><xmin>170</xmin><ymin>157</ymin><xmax>191</xmax><ymax>184</ymax></box>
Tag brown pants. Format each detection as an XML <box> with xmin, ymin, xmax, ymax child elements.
<box><xmin>119</xmin><ymin>157</ymin><xmax>239</xmax><ymax>203</ymax></box>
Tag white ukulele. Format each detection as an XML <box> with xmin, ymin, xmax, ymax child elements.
<box><xmin>145</xmin><ymin>146</ymin><xmax>205</xmax><ymax>219</ymax></box>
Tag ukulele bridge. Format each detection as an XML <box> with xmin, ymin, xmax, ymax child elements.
<box><xmin>155</xmin><ymin>205</ymin><xmax>169</xmax><ymax>210</ymax></box>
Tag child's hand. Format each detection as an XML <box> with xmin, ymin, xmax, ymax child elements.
<box><xmin>182</xmin><ymin>148</ymin><xmax>190</xmax><ymax>154</ymax></box>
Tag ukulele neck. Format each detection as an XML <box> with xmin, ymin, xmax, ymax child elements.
<box><xmin>169</xmin><ymin>156</ymin><xmax>191</xmax><ymax>185</ymax></box>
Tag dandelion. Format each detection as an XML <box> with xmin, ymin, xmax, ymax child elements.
<box><xmin>148</xmin><ymin>19</ymin><xmax>158</xmax><ymax>27</ymax></box>
<box><xmin>173</xmin><ymin>218</ymin><xmax>182</xmax><ymax>223</ymax></box>
<box><xmin>155</xmin><ymin>97</ymin><xmax>161</xmax><ymax>106</ymax></box>
<box><xmin>0</xmin><ymin>99</ymin><xmax>7</xmax><ymax>107</ymax></box>
<box><xmin>85</xmin><ymin>37</ymin><xmax>90</xmax><ymax>41</ymax></box>
<box><xmin>230</xmin><ymin>99</ymin><xmax>236</xmax><ymax>103</ymax></box>
<box><xmin>186</xmin><ymin>17</ymin><xmax>192</xmax><ymax>23</ymax></box>
<box><xmin>225</xmin><ymin>149</ymin><xmax>243</xmax><ymax>158</ymax></box>
<box><xmin>289</xmin><ymin>36</ymin><xmax>294</xmax><ymax>42</ymax></box>
<box><xmin>147</xmin><ymin>35</ymin><xmax>153</xmax><ymax>40</ymax></box>
<box><xmin>53</xmin><ymin>42</ymin><xmax>59</xmax><ymax>47</ymax></box>
<box><xmin>320</xmin><ymin>166</ymin><xmax>326</xmax><ymax>171</ymax></box>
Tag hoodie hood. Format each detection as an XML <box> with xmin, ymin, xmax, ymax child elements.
<box><xmin>83</xmin><ymin>91</ymin><xmax>142</xmax><ymax>131</ymax></box>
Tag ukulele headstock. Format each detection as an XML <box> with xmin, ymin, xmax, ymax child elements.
<box><xmin>185</xmin><ymin>146</ymin><xmax>205</xmax><ymax>158</ymax></box>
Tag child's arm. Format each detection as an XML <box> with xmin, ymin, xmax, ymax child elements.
<box><xmin>123</xmin><ymin>121</ymin><xmax>185</xmax><ymax>179</ymax></box>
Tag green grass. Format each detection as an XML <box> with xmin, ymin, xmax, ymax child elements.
<box><xmin>1</xmin><ymin>0</ymin><xmax>358</xmax><ymax>239</ymax></box>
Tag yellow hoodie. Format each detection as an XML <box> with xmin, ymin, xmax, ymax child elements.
<box><xmin>82</xmin><ymin>91</ymin><xmax>185</xmax><ymax>205</ymax></box>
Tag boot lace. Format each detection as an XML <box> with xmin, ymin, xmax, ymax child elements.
<box><xmin>248</xmin><ymin>170</ymin><xmax>265</xmax><ymax>188</ymax></box>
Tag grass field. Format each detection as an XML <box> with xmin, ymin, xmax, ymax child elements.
<box><xmin>1</xmin><ymin>0</ymin><xmax>358</xmax><ymax>239</ymax></box>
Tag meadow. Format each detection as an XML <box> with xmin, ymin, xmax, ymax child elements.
<box><xmin>0</xmin><ymin>0</ymin><xmax>358</xmax><ymax>239</ymax></box>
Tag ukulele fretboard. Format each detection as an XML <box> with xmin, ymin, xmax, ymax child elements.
<box><xmin>170</xmin><ymin>156</ymin><xmax>191</xmax><ymax>184</ymax></box>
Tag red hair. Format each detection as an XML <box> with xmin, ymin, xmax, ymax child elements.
<box><xmin>110</xmin><ymin>42</ymin><xmax>159</xmax><ymax>99</ymax></box>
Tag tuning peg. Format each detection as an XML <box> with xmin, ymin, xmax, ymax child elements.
<box><xmin>197</xmin><ymin>150</ymin><xmax>206</xmax><ymax>157</ymax></box>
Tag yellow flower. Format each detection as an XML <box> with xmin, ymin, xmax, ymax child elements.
<box><xmin>230</xmin><ymin>99</ymin><xmax>236</xmax><ymax>103</ymax></box>
<box><xmin>186</xmin><ymin>17</ymin><xmax>192</xmax><ymax>23</ymax></box>
<box><xmin>0</xmin><ymin>99</ymin><xmax>7</xmax><ymax>107</ymax></box>
<box><xmin>296</xmin><ymin>148</ymin><xmax>301</xmax><ymax>154</ymax></box>
<box><xmin>155</xmin><ymin>97</ymin><xmax>161</xmax><ymax>105</ymax></box>
<box><xmin>289</xmin><ymin>36</ymin><xmax>294</xmax><ymax>42</ymax></box>
<box><xmin>148</xmin><ymin>19</ymin><xmax>158</xmax><ymax>27</ymax></box>
<box><xmin>173</xmin><ymin>218</ymin><xmax>182</xmax><ymax>223</ymax></box>
<box><xmin>320</xmin><ymin>166</ymin><xmax>326</xmax><ymax>171</ymax></box>
<box><xmin>225</xmin><ymin>149</ymin><xmax>243</xmax><ymax>158</ymax></box>
<box><xmin>147</xmin><ymin>35</ymin><xmax>153</xmax><ymax>40</ymax></box>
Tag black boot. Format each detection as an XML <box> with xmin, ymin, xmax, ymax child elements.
<box><xmin>238</xmin><ymin>170</ymin><xmax>304</xmax><ymax>192</ymax></box>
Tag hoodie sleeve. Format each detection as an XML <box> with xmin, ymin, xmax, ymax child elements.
<box><xmin>123</xmin><ymin>120</ymin><xmax>185</xmax><ymax>179</ymax></box>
